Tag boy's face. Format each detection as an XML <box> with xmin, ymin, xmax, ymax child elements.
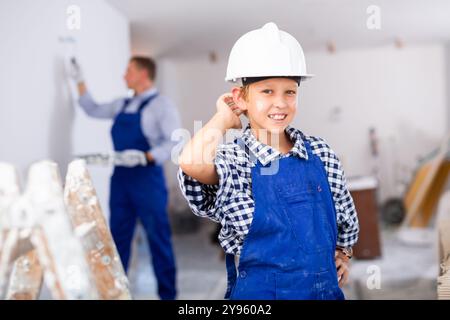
<box><xmin>233</xmin><ymin>77</ymin><xmax>298</xmax><ymax>135</ymax></box>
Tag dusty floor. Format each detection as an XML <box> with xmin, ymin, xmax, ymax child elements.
<box><xmin>127</xmin><ymin>221</ymin><xmax>440</xmax><ymax>300</ymax></box>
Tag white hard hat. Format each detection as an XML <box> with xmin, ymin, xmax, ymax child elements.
<box><xmin>225</xmin><ymin>22</ymin><xmax>313</xmax><ymax>84</ymax></box>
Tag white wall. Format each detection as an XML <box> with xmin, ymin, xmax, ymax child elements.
<box><xmin>0</xmin><ymin>0</ymin><xmax>130</xmax><ymax>215</ymax></box>
<box><xmin>156</xmin><ymin>56</ymin><xmax>232</xmax><ymax>210</ymax></box>
<box><xmin>299</xmin><ymin>45</ymin><xmax>447</xmax><ymax>200</ymax></box>
<box><xmin>447</xmin><ymin>43</ymin><xmax>450</xmax><ymax>132</ymax></box>
<box><xmin>159</xmin><ymin>44</ymin><xmax>448</xmax><ymax>205</ymax></box>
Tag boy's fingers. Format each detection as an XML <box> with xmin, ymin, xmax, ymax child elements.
<box><xmin>217</xmin><ymin>93</ymin><xmax>233</xmax><ymax>107</ymax></box>
<box><xmin>339</xmin><ymin>272</ymin><xmax>348</xmax><ymax>287</ymax></box>
<box><xmin>336</xmin><ymin>258</ymin><xmax>350</xmax><ymax>287</ymax></box>
<box><xmin>218</xmin><ymin>93</ymin><xmax>242</xmax><ymax>116</ymax></box>
<box><xmin>338</xmin><ymin>270</ymin><xmax>346</xmax><ymax>287</ymax></box>
<box><xmin>338</xmin><ymin>264</ymin><xmax>350</xmax><ymax>287</ymax></box>
<box><xmin>337</xmin><ymin>266</ymin><xmax>345</xmax><ymax>278</ymax></box>
<box><xmin>224</xmin><ymin>96</ymin><xmax>235</xmax><ymax>104</ymax></box>
<box><xmin>342</xmin><ymin>271</ymin><xmax>349</xmax><ymax>286</ymax></box>
<box><xmin>222</xmin><ymin>94</ymin><xmax>235</xmax><ymax>105</ymax></box>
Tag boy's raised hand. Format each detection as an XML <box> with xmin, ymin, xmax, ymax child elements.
<box><xmin>216</xmin><ymin>93</ymin><xmax>243</xmax><ymax>130</ymax></box>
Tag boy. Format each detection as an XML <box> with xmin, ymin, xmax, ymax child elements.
<box><xmin>178</xmin><ymin>22</ymin><xmax>359</xmax><ymax>300</ymax></box>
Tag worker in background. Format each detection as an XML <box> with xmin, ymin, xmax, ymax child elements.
<box><xmin>70</xmin><ymin>56</ymin><xmax>179</xmax><ymax>300</ymax></box>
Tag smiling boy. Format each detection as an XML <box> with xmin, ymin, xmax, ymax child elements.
<box><xmin>178</xmin><ymin>22</ymin><xmax>359</xmax><ymax>300</ymax></box>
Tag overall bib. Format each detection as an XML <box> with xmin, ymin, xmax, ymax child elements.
<box><xmin>110</xmin><ymin>93</ymin><xmax>176</xmax><ymax>300</ymax></box>
<box><xmin>225</xmin><ymin>139</ymin><xmax>344</xmax><ymax>300</ymax></box>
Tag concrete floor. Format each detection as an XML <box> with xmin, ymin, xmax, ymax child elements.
<box><xmin>342</xmin><ymin>226</ymin><xmax>438</xmax><ymax>299</ymax></box>
<box><xmin>128</xmin><ymin>221</ymin><xmax>439</xmax><ymax>300</ymax></box>
<box><xmin>128</xmin><ymin>221</ymin><xmax>227</xmax><ymax>300</ymax></box>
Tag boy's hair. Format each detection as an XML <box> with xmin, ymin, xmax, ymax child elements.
<box><xmin>130</xmin><ymin>56</ymin><xmax>156</xmax><ymax>80</ymax></box>
<box><xmin>238</xmin><ymin>76</ymin><xmax>301</xmax><ymax>101</ymax></box>
<box><xmin>239</xmin><ymin>84</ymin><xmax>251</xmax><ymax>101</ymax></box>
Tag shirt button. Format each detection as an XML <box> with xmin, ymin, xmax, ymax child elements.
<box><xmin>240</xmin><ymin>270</ymin><xmax>247</xmax><ymax>278</ymax></box>
<box><xmin>318</xmin><ymin>185</ymin><xmax>322</xmax><ymax>192</ymax></box>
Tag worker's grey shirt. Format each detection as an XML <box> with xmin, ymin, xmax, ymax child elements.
<box><xmin>78</xmin><ymin>87</ymin><xmax>181</xmax><ymax>165</ymax></box>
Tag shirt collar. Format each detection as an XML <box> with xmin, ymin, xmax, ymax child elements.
<box><xmin>135</xmin><ymin>87</ymin><xmax>158</xmax><ymax>100</ymax></box>
<box><xmin>240</xmin><ymin>124</ymin><xmax>308</xmax><ymax>166</ymax></box>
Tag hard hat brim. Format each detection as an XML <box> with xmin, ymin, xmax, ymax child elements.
<box><xmin>226</xmin><ymin>74</ymin><xmax>314</xmax><ymax>84</ymax></box>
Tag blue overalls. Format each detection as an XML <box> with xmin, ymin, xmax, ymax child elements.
<box><xmin>110</xmin><ymin>93</ymin><xmax>177</xmax><ymax>300</ymax></box>
<box><xmin>225</xmin><ymin>138</ymin><xmax>345</xmax><ymax>300</ymax></box>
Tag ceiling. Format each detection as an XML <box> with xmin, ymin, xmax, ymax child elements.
<box><xmin>108</xmin><ymin>0</ymin><xmax>450</xmax><ymax>58</ymax></box>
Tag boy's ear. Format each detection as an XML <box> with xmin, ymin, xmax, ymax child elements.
<box><xmin>231</xmin><ymin>87</ymin><xmax>248</xmax><ymax>111</ymax></box>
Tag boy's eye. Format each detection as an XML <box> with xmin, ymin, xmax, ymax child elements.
<box><xmin>286</xmin><ymin>90</ymin><xmax>297</xmax><ymax>95</ymax></box>
<box><xmin>262</xmin><ymin>89</ymin><xmax>273</xmax><ymax>94</ymax></box>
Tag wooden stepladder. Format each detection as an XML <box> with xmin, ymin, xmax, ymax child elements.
<box><xmin>64</xmin><ymin>160</ymin><xmax>129</xmax><ymax>299</ymax></box>
<box><xmin>0</xmin><ymin>160</ymin><xmax>131</xmax><ymax>300</ymax></box>
<box><xmin>0</xmin><ymin>163</ymin><xmax>42</xmax><ymax>300</ymax></box>
<box><xmin>403</xmin><ymin>132</ymin><xmax>450</xmax><ymax>228</ymax></box>
<box><xmin>438</xmin><ymin>217</ymin><xmax>450</xmax><ymax>299</ymax></box>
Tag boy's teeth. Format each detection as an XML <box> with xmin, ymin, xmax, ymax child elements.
<box><xmin>268</xmin><ymin>114</ymin><xmax>287</xmax><ymax>120</ymax></box>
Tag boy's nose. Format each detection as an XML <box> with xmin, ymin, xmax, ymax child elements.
<box><xmin>272</xmin><ymin>96</ymin><xmax>289</xmax><ymax>109</ymax></box>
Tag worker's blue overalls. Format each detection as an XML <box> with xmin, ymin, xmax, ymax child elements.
<box><xmin>110</xmin><ymin>93</ymin><xmax>177</xmax><ymax>300</ymax></box>
<box><xmin>225</xmin><ymin>138</ymin><xmax>345</xmax><ymax>300</ymax></box>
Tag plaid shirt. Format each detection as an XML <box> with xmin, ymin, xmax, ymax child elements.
<box><xmin>178</xmin><ymin>125</ymin><xmax>359</xmax><ymax>255</ymax></box>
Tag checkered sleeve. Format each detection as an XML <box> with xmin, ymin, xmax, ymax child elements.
<box><xmin>177</xmin><ymin>168</ymin><xmax>221</xmax><ymax>222</ymax></box>
<box><xmin>177</xmin><ymin>143</ymin><xmax>238</xmax><ymax>223</ymax></box>
<box><xmin>309</xmin><ymin>137</ymin><xmax>360</xmax><ymax>248</ymax></box>
<box><xmin>215</xmin><ymin>145</ymin><xmax>255</xmax><ymax>254</ymax></box>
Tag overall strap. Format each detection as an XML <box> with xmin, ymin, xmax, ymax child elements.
<box><xmin>303</xmin><ymin>138</ymin><xmax>313</xmax><ymax>159</ymax></box>
<box><xmin>120</xmin><ymin>98</ymin><xmax>132</xmax><ymax>113</ymax></box>
<box><xmin>235</xmin><ymin>137</ymin><xmax>258</xmax><ymax>165</ymax></box>
<box><xmin>137</xmin><ymin>93</ymin><xmax>159</xmax><ymax>113</ymax></box>
<box><xmin>119</xmin><ymin>93</ymin><xmax>159</xmax><ymax>113</ymax></box>
<box><xmin>224</xmin><ymin>253</ymin><xmax>237</xmax><ymax>299</ymax></box>
<box><xmin>297</xmin><ymin>131</ymin><xmax>314</xmax><ymax>159</ymax></box>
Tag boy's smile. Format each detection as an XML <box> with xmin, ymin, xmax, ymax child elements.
<box><xmin>267</xmin><ymin>113</ymin><xmax>287</xmax><ymax>121</ymax></box>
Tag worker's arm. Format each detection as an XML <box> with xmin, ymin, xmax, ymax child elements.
<box><xmin>70</xmin><ymin>57</ymin><xmax>86</xmax><ymax>96</ymax></box>
<box><xmin>77</xmin><ymin>91</ymin><xmax>124</xmax><ymax>119</ymax></box>
<box><xmin>77</xmin><ymin>82</ymin><xmax>87</xmax><ymax>97</ymax></box>
<box><xmin>70</xmin><ymin>57</ymin><xmax>122</xmax><ymax>119</ymax></box>
<box><xmin>178</xmin><ymin>94</ymin><xmax>242</xmax><ymax>185</ymax></box>
<box><xmin>141</xmin><ymin>96</ymin><xmax>182</xmax><ymax>165</ymax></box>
